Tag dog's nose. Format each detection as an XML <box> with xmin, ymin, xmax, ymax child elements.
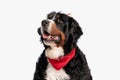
<box><xmin>42</xmin><ymin>20</ymin><xmax>49</xmax><ymax>27</ymax></box>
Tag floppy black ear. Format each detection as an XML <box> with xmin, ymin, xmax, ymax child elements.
<box><xmin>63</xmin><ymin>18</ymin><xmax>83</xmax><ymax>53</ymax></box>
<box><xmin>37</xmin><ymin>27</ymin><xmax>44</xmax><ymax>43</ymax></box>
<box><xmin>71</xmin><ymin>19</ymin><xmax>83</xmax><ymax>41</ymax></box>
<box><xmin>37</xmin><ymin>28</ymin><xmax>41</xmax><ymax>35</ymax></box>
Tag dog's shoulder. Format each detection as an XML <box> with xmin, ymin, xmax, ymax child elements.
<box><xmin>64</xmin><ymin>47</ymin><xmax>92</xmax><ymax>80</ymax></box>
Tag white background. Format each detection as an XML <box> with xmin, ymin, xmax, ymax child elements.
<box><xmin>0</xmin><ymin>0</ymin><xmax>120</xmax><ymax>80</ymax></box>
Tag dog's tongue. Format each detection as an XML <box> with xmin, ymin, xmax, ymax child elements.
<box><xmin>43</xmin><ymin>34</ymin><xmax>49</xmax><ymax>39</ymax></box>
<box><xmin>43</xmin><ymin>34</ymin><xmax>59</xmax><ymax>41</ymax></box>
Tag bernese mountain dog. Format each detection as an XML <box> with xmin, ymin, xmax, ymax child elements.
<box><xmin>33</xmin><ymin>11</ymin><xmax>92</xmax><ymax>80</ymax></box>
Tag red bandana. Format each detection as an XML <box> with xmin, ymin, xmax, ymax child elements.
<box><xmin>48</xmin><ymin>48</ymin><xmax>76</xmax><ymax>70</ymax></box>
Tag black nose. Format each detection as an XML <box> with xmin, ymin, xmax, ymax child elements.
<box><xmin>42</xmin><ymin>20</ymin><xmax>49</xmax><ymax>27</ymax></box>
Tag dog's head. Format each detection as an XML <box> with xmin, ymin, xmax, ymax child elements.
<box><xmin>38</xmin><ymin>12</ymin><xmax>83</xmax><ymax>48</ymax></box>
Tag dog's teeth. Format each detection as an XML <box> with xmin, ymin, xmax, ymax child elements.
<box><xmin>47</xmin><ymin>35</ymin><xmax>53</xmax><ymax>40</ymax></box>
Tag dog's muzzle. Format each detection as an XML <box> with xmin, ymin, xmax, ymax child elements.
<box><xmin>41</xmin><ymin>19</ymin><xmax>61</xmax><ymax>43</ymax></box>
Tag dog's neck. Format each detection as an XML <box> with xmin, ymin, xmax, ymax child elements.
<box><xmin>45</xmin><ymin>47</ymin><xmax>76</xmax><ymax>70</ymax></box>
<box><xmin>45</xmin><ymin>46</ymin><xmax>76</xmax><ymax>70</ymax></box>
<box><xmin>47</xmin><ymin>48</ymin><xmax>76</xmax><ymax>70</ymax></box>
<box><xmin>45</xmin><ymin>46</ymin><xmax>64</xmax><ymax>59</ymax></box>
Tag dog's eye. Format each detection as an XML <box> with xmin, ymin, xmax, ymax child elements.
<box><xmin>57</xmin><ymin>19</ymin><xmax>63</xmax><ymax>24</ymax></box>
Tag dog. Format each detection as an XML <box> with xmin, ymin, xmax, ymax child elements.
<box><xmin>33</xmin><ymin>11</ymin><xmax>92</xmax><ymax>80</ymax></box>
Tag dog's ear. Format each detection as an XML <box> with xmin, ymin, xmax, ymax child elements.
<box><xmin>37</xmin><ymin>28</ymin><xmax>41</xmax><ymax>35</ymax></box>
<box><xmin>71</xmin><ymin>19</ymin><xmax>83</xmax><ymax>41</ymax></box>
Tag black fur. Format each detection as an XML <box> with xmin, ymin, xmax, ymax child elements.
<box><xmin>33</xmin><ymin>12</ymin><xmax>92</xmax><ymax>80</ymax></box>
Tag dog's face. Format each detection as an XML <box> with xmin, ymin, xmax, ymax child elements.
<box><xmin>38</xmin><ymin>12</ymin><xmax>83</xmax><ymax>47</ymax></box>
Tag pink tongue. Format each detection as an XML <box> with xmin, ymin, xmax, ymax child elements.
<box><xmin>43</xmin><ymin>34</ymin><xmax>59</xmax><ymax>41</ymax></box>
<box><xmin>43</xmin><ymin>34</ymin><xmax>49</xmax><ymax>39</ymax></box>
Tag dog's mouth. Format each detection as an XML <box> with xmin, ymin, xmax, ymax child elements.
<box><xmin>42</xmin><ymin>30</ymin><xmax>61</xmax><ymax>43</ymax></box>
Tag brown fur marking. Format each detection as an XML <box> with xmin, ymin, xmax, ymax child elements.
<box><xmin>50</xmin><ymin>22</ymin><xmax>65</xmax><ymax>46</ymax></box>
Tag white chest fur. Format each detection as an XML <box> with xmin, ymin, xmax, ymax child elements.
<box><xmin>45</xmin><ymin>47</ymin><xmax>70</xmax><ymax>80</ymax></box>
<box><xmin>45</xmin><ymin>63</ymin><xmax>70</xmax><ymax>80</ymax></box>
<box><xmin>45</xmin><ymin>47</ymin><xmax>64</xmax><ymax>59</ymax></box>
